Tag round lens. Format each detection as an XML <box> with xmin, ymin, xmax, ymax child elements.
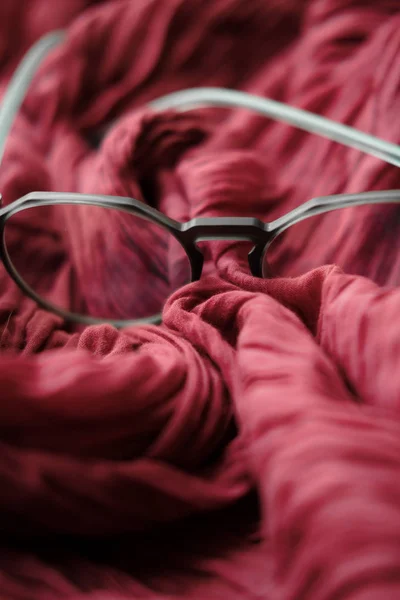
<box><xmin>3</xmin><ymin>203</ymin><xmax>192</xmax><ymax>322</ymax></box>
<box><xmin>263</xmin><ymin>203</ymin><xmax>400</xmax><ymax>286</ymax></box>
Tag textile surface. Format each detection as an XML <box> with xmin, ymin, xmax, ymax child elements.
<box><xmin>0</xmin><ymin>0</ymin><xmax>400</xmax><ymax>598</ymax></box>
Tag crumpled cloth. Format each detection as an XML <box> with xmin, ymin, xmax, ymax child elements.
<box><xmin>1</xmin><ymin>0</ymin><xmax>400</xmax><ymax>598</ymax></box>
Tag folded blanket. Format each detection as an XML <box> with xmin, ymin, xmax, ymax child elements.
<box><xmin>1</xmin><ymin>0</ymin><xmax>400</xmax><ymax>598</ymax></box>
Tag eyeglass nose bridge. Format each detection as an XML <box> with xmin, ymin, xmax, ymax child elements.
<box><xmin>180</xmin><ymin>216</ymin><xmax>271</xmax><ymax>243</ymax></box>
<box><xmin>179</xmin><ymin>217</ymin><xmax>272</xmax><ymax>278</ymax></box>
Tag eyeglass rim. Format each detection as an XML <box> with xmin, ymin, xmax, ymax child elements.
<box><xmin>0</xmin><ymin>193</ymin><xmax>196</xmax><ymax>328</ymax></box>
<box><xmin>1</xmin><ymin>188</ymin><xmax>400</xmax><ymax>327</ymax></box>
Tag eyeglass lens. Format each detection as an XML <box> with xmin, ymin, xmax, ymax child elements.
<box><xmin>4</xmin><ymin>203</ymin><xmax>192</xmax><ymax>321</ymax></box>
<box><xmin>264</xmin><ymin>203</ymin><xmax>400</xmax><ymax>287</ymax></box>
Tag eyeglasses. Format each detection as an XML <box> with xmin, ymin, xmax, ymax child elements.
<box><xmin>1</xmin><ymin>32</ymin><xmax>399</xmax><ymax>327</ymax></box>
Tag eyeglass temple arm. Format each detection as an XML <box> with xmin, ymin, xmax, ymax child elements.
<box><xmin>267</xmin><ymin>189</ymin><xmax>400</xmax><ymax>234</ymax></box>
<box><xmin>0</xmin><ymin>31</ymin><xmax>64</xmax><ymax>179</ymax></box>
<box><xmin>0</xmin><ymin>29</ymin><xmax>399</xmax><ymax>192</ymax></box>
<box><xmin>150</xmin><ymin>88</ymin><xmax>400</xmax><ymax>169</ymax></box>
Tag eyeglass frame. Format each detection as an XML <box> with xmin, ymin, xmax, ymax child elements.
<box><xmin>0</xmin><ymin>32</ymin><xmax>399</xmax><ymax>327</ymax></box>
<box><xmin>2</xmin><ymin>188</ymin><xmax>400</xmax><ymax>327</ymax></box>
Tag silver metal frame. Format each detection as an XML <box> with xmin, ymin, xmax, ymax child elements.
<box><xmin>0</xmin><ymin>32</ymin><xmax>398</xmax><ymax>327</ymax></box>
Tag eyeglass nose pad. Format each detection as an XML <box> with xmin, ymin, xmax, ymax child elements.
<box><xmin>248</xmin><ymin>245</ymin><xmax>264</xmax><ymax>278</ymax></box>
<box><xmin>188</xmin><ymin>243</ymin><xmax>204</xmax><ymax>282</ymax></box>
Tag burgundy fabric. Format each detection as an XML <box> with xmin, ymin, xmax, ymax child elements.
<box><xmin>1</xmin><ymin>0</ymin><xmax>400</xmax><ymax>598</ymax></box>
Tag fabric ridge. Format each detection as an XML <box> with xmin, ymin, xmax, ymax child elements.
<box><xmin>0</xmin><ymin>0</ymin><xmax>400</xmax><ymax>598</ymax></box>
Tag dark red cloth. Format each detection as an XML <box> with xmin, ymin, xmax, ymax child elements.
<box><xmin>1</xmin><ymin>0</ymin><xmax>400</xmax><ymax>598</ymax></box>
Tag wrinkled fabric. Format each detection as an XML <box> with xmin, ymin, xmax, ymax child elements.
<box><xmin>0</xmin><ymin>0</ymin><xmax>400</xmax><ymax>599</ymax></box>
